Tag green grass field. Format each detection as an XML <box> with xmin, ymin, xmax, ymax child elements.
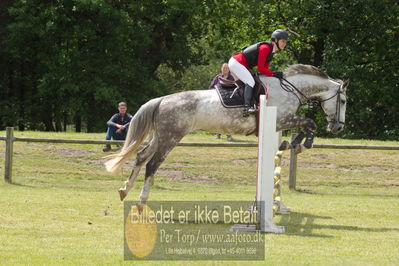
<box><xmin>0</xmin><ymin>130</ymin><xmax>398</xmax><ymax>265</ymax></box>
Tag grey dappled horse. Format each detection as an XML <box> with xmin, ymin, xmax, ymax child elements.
<box><xmin>105</xmin><ymin>64</ymin><xmax>348</xmax><ymax>202</ymax></box>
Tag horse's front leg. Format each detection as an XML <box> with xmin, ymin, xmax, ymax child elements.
<box><xmin>303</xmin><ymin>130</ymin><xmax>315</xmax><ymax>149</ymax></box>
<box><xmin>290</xmin><ymin>131</ymin><xmax>305</xmax><ymax>147</ymax></box>
<box><xmin>279</xmin><ymin>114</ymin><xmax>317</xmax><ymax>152</ymax></box>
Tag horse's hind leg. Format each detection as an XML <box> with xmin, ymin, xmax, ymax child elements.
<box><xmin>118</xmin><ymin>138</ymin><xmax>158</xmax><ymax>201</ymax></box>
<box><xmin>139</xmin><ymin>140</ymin><xmax>181</xmax><ymax>204</ymax></box>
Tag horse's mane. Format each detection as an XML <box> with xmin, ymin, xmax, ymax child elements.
<box><xmin>284</xmin><ymin>64</ymin><xmax>329</xmax><ymax>79</ymax></box>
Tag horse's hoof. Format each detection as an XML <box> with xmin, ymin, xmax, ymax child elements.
<box><xmin>295</xmin><ymin>144</ymin><xmax>307</xmax><ymax>154</ymax></box>
<box><xmin>279</xmin><ymin>140</ymin><xmax>291</xmax><ymax>150</ymax></box>
<box><xmin>303</xmin><ymin>133</ymin><xmax>314</xmax><ymax>149</ymax></box>
<box><xmin>118</xmin><ymin>189</ymin><xmax>127</xmax><ymax>201</ymax></box>
<box><xmin>136</xmin><ymin>203</ymin><xmax>145</xmax><ymax>214</ymax></box>
<box><xmin>303</xmin><ymin>141</ymin><xmax>313</xmax><ymax>149</ymax></box>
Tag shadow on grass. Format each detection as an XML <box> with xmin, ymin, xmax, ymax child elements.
<box><xmin>279</xmin><ymin>211</ymin><xmax>399</xmax><ymax>238</ymax></box>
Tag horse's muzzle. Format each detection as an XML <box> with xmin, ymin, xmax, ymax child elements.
<box><xmin>327</xmin><ymin>121</ymin><xmax>344</xmax><ymax>134</ymax></box>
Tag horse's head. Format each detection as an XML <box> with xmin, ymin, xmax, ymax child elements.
<box><xmin>318</xmin><ymin>80</ymin><xmax>348</xmax><ymax>134</ymax></box>
<box><xmin>283</xmin><ymin>64</ymin><xmax>349</xmax><ymax>135</ymax></box>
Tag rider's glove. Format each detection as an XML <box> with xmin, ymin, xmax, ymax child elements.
<box><xmin>273</xmin><ymin>71</ymin><xmax>284</xmax><ymax>79</ymax></box>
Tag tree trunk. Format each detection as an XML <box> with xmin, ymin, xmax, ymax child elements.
<box><xmin>43</xmin><ymin>104</ymin><xmax>54</xmax><ymax>131</ymax></box>
<box><xmin>63</xmin><ymin>113</ymin><xmax>68</xmax><ymax>132</ymax></box>
<box><xmin>55</xmin><ymin>120</ymin><xmax>62</xmax><ymax>131</ymax></box>
<box><xmin>313</xmin><ymin>38</ymin><xmax>325</xmax><ymax>67</ymax></box>
<box><xmin>86</xmin><ymin>97</ymin><xmax>97</xmax><ymax>133</ymax></box>
<box><xmin>74</xmin><ymin>114</ymin><xmax>81</xmax><ymax>132</ymax></box>
<box><xmin>17</xmin><ymin>61</ymin><xmax>26</xmax><ymax>131</ymax></box>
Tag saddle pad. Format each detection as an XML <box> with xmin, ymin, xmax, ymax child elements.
<box><xmin>215</xmin><ymin>85</ymin><xmax>244</xmax><ymax>108</ymax></box>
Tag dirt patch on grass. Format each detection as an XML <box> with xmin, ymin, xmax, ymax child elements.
<box><xmin>299</xmin><ymin>162</ymin><xmax>335</xmax><ymax>168</ymax></box>
<box><xmin>339</xmin><ymin>166</ymin><xmax>399</xmax><ymax>172</ymax></box>
<box><xmin>48</xmin><ymin>147</ymin><xmax>96</xmax><ymax>156</ymax></box>
<box><xmin>168</xmin><ymin>162</ymin><xmax>191</xmax><ymax>167</ymax></box>
<box><xmin>158</xmin><ymin>169</ymin><xmax>185</xmax><ymax>179</ymax></box>
<box><xmin>160</xmin><ymin>169</ymin><xmax>221</xmax><ymax>184</ymax></box>
<box><xmin>311</xmin><ymin>154</ymin><xmax>329</xmax><ymax>160</ymax></box>
<box><xmin>297</xmin><ymin>189</ymin><xmax>316</xmax><ymax>194</ymax></box>
<box><xmin>232</xmin><ymin>159</ymin><xmax>247</xmax><ymax>166</ymax></box>
<box><xmin>184</xmin><ymin>175</ymin><xmax>223</xmax><ymax>184</ymax></box>
<box><xmin>89</xmin><ymin>158</ymin><xmax>108</xmax><ymax>166</ymax></box>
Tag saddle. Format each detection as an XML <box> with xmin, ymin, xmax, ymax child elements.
<box><xmin>215</xmin><ymin>73</ymin><xmax>267</xmax><ymax>108</ymax></box>
<box><xmin>215</xmin><ymin>73</ymin><xmax>268</xmax><ymax>136</ymax></box>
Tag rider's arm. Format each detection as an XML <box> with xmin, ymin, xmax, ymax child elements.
<box><xmin>257</xmin><ymin>44</ymin><xmax>274</xmax><ymax>77</ymax></box>
<box><xmin>123</xmin><ymin>114</ymin><xmax>133</xmax><ymax>128</ymax></box>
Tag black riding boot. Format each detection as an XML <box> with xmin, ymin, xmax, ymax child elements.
<box><xmin>243</xmin><ymin>84</ymin><xmax>257</xmax><ymax>117</ymax></box>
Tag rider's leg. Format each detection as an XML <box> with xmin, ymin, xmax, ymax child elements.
<box><xmin>228</xmin><ymin>57</ymin><xmax>256</xmax><ymax>116</ymax></box>
<box><xmin>243</xmin><ymin>84</ymin><xmax>257</xmax><ymax>113</ymax></box>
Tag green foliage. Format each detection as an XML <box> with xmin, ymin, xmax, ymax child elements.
<box><xmin>282</xmin><ymin>0</ymin><xmax>399</xmax><ymax>140</ymax></box>
<box><xmin>1</xmin><ymin>0</ymin><xmax>209</xmax><ymax>132</ymax></box>
<box><xmin>0</xmin><ymin>0</ymin><xmax>398</xmax><ymax>139</ymax></box>
<box><xmin>156</xmin><ymin>60</ymin><xmax>222</xmax><ymax>92</ymax></box>
<box><xmin>320</xmin><ymin>0</ymin><xmax>399</xmax><ymax>139</ymax></box>
<box><xmin>201</xmin><ymin>0</ymin><xmax>399</xmax><ymax>140</ymax></box>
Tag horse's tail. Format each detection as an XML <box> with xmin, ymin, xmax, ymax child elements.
<box><xmin>104</xmin><ymin>97</ymin><xmax>163</xmax><ymax>174</ymax></box>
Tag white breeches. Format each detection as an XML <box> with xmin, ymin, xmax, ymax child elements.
<box><xmin>228</xmin><ymin>57</ymin><xmax>255</xmax><ymax>87</ymax></box>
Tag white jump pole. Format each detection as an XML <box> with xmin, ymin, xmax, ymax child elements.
<box><xmin>256</xmin><ymin>95</ymin><xmax>285</xmax><ymax>233</ymax></box>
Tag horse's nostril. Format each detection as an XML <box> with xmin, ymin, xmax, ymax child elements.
<box><xmin>337</xmin><ymin>126</ymin><xmax>342</xmax><ymax>131</ymax></box>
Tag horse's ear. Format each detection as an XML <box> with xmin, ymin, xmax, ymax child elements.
<box><xmin>343</xmin><ymin>80</ymin><xmax>349</xmax><ymax>91</ymax></box>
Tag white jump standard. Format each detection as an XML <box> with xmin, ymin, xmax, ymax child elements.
<box><xmin>231</xmin><ymin>95</ymin><xmax>286</xmax><ymax>233</ymax></box>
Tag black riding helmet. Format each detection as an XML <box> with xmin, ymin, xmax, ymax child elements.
<box><xmin>271</xmin><ymin>29</ymin><xmax>289</xmax><ymax>50</ymax></box>
<box><xmin>271</xmin><ymin>29</ymin><xmax>289</xmax><ymax>40</ymax></box>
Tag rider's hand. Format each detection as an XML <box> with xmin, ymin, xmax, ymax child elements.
<box><xmin>273</xmin><ymin>71</ymin><xmax>284</xmax><ymax>79</ymax></box>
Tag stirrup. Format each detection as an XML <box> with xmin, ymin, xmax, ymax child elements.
<box><xmin>229</xmin><ymin>87</ymin><xmax>239</xmax><ymax>98</ymax></box>
<box><xmin>242</xmin><ymin>106</ymin><xmax>257</xmax><ymax>117</ymax></box>
<box><xmin>247</xmin><ymin>107</ymin><xmax>257</xmax><ymax>113</ymax></box>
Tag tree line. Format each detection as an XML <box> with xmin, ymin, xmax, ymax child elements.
<box><xmin>0</xmin><ymin>0</ymin><xmax>398</xmax><ymax>140</ymax></box>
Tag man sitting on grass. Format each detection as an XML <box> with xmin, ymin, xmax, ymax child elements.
<box><xmin>103</xmin><ymin>102</ymin><xmax>132</xmax><ymax>152</ymax></box>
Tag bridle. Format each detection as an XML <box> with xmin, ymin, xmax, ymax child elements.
<box><xmin>279</xmin><ymin>77</ymin><xmax>346</xmax><ymax>126</ymax></box>
<box><xmin>319</xmin><ymin>83</ymin><xmax>346</xmax><ymax>126</ymax></box>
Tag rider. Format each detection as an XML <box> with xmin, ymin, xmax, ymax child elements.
<box><xmin>228</xmin><ymin>29</ymin><xmax>289</xmax><ymax>117</ymax></box>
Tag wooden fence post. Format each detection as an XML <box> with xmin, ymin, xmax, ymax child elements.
<box><xmin>5</xmin><ymin>127</ymin><xmax>14</xmax><ymax>183</ymax></box>
<box><xmin>289</xmin><ymin>133</ymin><xmax>298</xmax><ymax>190</ymax></box>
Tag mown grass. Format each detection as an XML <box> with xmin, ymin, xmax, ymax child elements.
<box><xmin>0</xmin><ymin>130</ymin><xmax>398</xmax><ymax>265</ymax></box>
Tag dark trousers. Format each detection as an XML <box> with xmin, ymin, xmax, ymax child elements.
<box><xmin>105</xmin><ymin>126</ymin><xmax>127</xmax><ymax>141</ymax></box>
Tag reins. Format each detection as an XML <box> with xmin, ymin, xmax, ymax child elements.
<box><xmin>279</xmin><ymin>77</ymin><xmax>309</xmax><ymax>105</ymax></box>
